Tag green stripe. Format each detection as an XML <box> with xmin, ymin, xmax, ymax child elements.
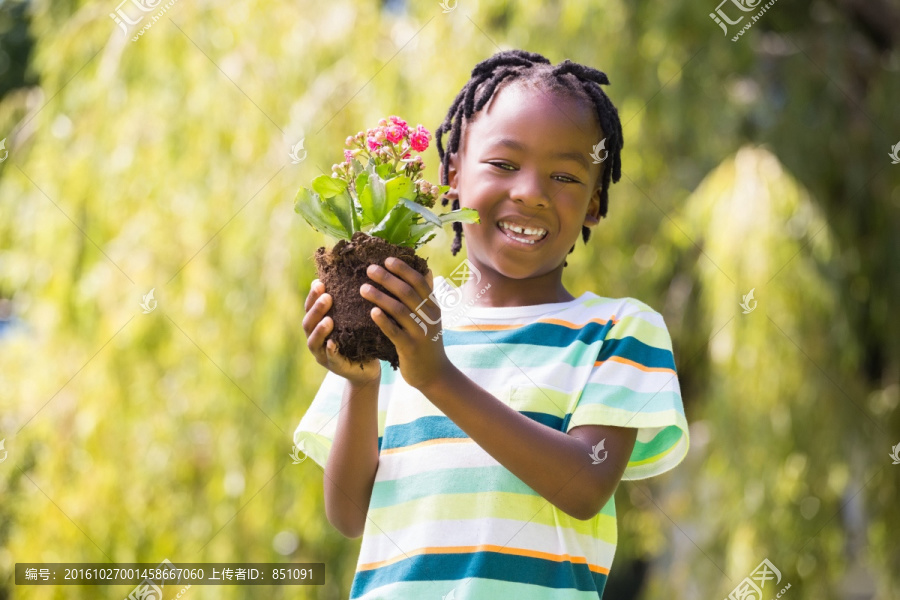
<box><xmin>629</xmin><ymin>425</ymin><xmax>684</xmax><ymax>464</ymax></box>
<box><xmin>579</xmin><ymin>384</ymin><xmax>681</xmax><ymax>413</ymax></box>
<box><xmin>366</xmin><ymin>491</ymin><xmax>617</xmax><ymax>540</ymax></box>
<box><xmin>606</xmin><ymin>313</ymin><xmax>673</xmax><ymax>349</ymax></box>
<box><xmin>355</xmin><ymin>578</ymin><xmax>606</xmax><ymax>600</ymax></box>
<box><xmin>446</xmin><ymin>342</ymin><xmax>598</xmax><ymax>370</ymax></box>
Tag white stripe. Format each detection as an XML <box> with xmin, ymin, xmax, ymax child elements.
<box><xmin>356</xmin><ymin>516</ymin><xmax>617</xmax><ymax>568</ymax></box>
<box><xmin>377</xmin><ymin>438</ymin><xmax>498</xmax><ymax>481</ymax></box>
<box><xmin>587</xmin><ymin>360</ymin><xmax>679</xmax><ymax>392</ymax></box>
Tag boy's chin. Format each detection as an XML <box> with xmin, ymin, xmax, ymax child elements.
<box><xmin>484</xmin><ymin>255</ymin><xmax>565</xmax><ymax>281</ymax></box>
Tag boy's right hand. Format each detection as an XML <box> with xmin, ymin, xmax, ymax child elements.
<box><xmin>303</xmin><ymin>279</ymin><xmax>381</xmax><ymax>385</ymax></box>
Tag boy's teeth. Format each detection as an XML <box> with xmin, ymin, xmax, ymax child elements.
<box><xmin>499</xmin><ymin>221</ymin><xmax>547</xmax><ymax>237</ymax></box>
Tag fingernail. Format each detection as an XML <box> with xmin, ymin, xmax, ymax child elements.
<box><xmin>361</xmin><ymin>283</ymin><xmax>371</xmax><ymax>293</ymax></box>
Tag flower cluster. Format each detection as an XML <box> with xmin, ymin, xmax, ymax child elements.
<box><xmin>295</xmin><ymin>114</ymin><xmax>479</xmax><ymax>248</ymax></box>
<box><xmin>332</xmin><ymin>116</ymin><xmax>441</xmax><ymax>207</ymax></box>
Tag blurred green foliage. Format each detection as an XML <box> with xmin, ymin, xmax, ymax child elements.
<box><xmin>0</xmin><ymin>0</ymin><xmax>897</xmax><ymax>599</ymax></box>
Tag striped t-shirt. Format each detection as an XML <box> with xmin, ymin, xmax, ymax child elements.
<box><xmin>294</xmin><ymin>281</ymin><xmax>689</xmax><ymax>599</ymax></box>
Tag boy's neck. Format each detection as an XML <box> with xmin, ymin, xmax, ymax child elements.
<box><xmin>461</xmin><ymin>267</ymin><xmax>575</xmax><ymax>308</ymax></box>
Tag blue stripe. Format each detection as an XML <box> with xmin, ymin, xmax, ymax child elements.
<box><xmin>596</xmin><ymin>336</ymin><xmax>674</xmax><ymax>370</ymax></box>
<box><xmin>442</xmin><ymin>321</ymin><xmax>614</xmax><ymax>348</ymax></box>
<box><xmin>383</xmin><ymin>413</ymin><xmax>565</xmax><ymax>451</ymax></box>
<box><xmin>382</xmin><ymin>416</ymin><xmax>467</xmax><ymax>450</ymax></box>
<box><xmin>350</xmin><ymin>550</ymin><xmax>608</xmax><ymax>598</ymax></box>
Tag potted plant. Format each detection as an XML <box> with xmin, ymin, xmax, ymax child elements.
<box><xmin>294</xmin><ymin>116</ymin><xmax>479</xmax><ymax>369</ymax></box>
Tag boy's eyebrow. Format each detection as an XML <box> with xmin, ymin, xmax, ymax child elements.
<box><xmin>488</xmin><ymin>137</ymin><xmax>591</xmax><ymax>170</ymax></box>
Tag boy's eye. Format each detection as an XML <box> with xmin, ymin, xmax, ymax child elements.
<box><xmin>554</xmin><ymin>174</ymin><xmax>580</xmax><ymax>184</ymax></box>
<box><xmin>488</xmin><ymin>162</ymin><xmax>581</xmax><ymax>184</ymax></box>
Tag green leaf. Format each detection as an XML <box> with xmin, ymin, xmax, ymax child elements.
<box><xmin>361</xmin><ymin>173</ymin><xmax>390</xmax><ymax>225</ymax></box>
<box><xmin>354</xmin><ymin>171</ymin><xmax>372</xmax><ymax>225</ymax></box>
<box><xmin>370</xmin><ymin>202</ymin><xmax>415</xmax><ymax>245</ymax></box>
<box><xmin>406</xmin><ymin>222</ymin><xmax>438</xmax><ymax>246</ymax></box>
<box><xmin>294</xmin><ymin>187</ymin><xmax>350</xmax><ymax>240</ymax></box>
<box><xmin>440</xmin><ymin>207</ymin><xmax>480</xmax><ymax>225</ymax></box>
<box><xmin>350</xmin><ymin>158</ymin><xmax>365</xmax><ymax>178</ymax></box>
<box><xmin>375</xmin><ymin>163</ymin><xmax>392</xmax><ymax>180</ymax></box>
<box><xmin>398</xmin><ymin>197</ymin><xmax>442</xmax><ymax>226</ymax></box>
<box><xmin>323</xmin><ymin>189</ymin><xmax>357</xmax><ymax>234</ymax></box>
<box><xmin>386</xmin><ymin>176</ymin><xmax>416</xmax><ymax>204</ymax></box>
<box><xmin>311</xmin><ymin>174</ymin><xmax>348</xmax><ymax>198</ymax></box>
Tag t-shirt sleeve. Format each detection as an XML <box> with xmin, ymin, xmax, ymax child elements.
<box><xmin>293</xmin><ymin>362</ymin><xmax>392</xmax><ymax>470</ymax></box>
<box><xmin>565</xmin><ymin>299</ymin><xmax>689</xmax><ymax>480</ymax></box>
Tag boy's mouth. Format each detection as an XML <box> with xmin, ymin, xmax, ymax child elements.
<box><xmin>497</xmin><ymin>219</ymin><xmax>549</xmax><ymax>246</ymax></box>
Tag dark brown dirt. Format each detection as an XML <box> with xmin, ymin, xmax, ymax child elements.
<box><xmin>315</xmin><ymin>231</ymin><xmax>429</xmax><ymax>370</ymax></box>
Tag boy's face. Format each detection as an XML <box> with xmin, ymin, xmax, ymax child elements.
<box><xmin>444</xmin><ymin>81</ymin><xmax>604</xmax><ymax>283</ymax></box>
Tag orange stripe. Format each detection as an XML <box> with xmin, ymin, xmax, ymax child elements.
<box><xmin>539</xmin><ymin>316</ymin><xmax>618</xmax><ymax>329</ymax></box>
<box><xmin>593</xmin><ymin>356</ymin><xmax>676</xmax><ymax>374</ymax></box>
<box><xmin>358</xmin><ymin>544</ymin><xmax>610</xmax><ymax>574</ymax></box>
<box><xmin>380</xmin><ymin>437</ymin><xmax>472</xmax><ymax>455</ymax></box>
<box><xmin>447</xmin><ymin>323</ymin><xmax>521</xmax><ymax>331</ymax></box>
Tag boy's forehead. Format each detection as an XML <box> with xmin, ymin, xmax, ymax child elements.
<box><xmin>462</xmin><ymin>82</ymin><xmax>601</xmax><ymax>153</ymax></box>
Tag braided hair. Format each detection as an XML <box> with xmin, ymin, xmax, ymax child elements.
<box><xmin>435</xmin><ymin>49</ymin><xmax>624</xmax><ymax>256</ymax></box>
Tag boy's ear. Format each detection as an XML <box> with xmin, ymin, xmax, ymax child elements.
<box><xmin>583</xmin><ymin>187</ymin><xmax>601</xmax><ymax>228</ymax></box>
<box><xmin>439</xmin><ymin>153</ymin><xmax>460</xmax><ymax>201</ymax></box>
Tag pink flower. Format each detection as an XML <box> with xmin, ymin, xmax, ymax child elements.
<box><xmin>344</xmin><ymin>149</ymin><xmax>353</xmax><ymax>162</ymax></box>
<box><xmin>410</xmin><ymin>126</ymin><xmax>430</xmax><ymax>152</ymax></box>
<box><xmin>367</xmin><ymin>136</ymin><xmax>381</xmax><ymax>151</ymax></box>
<box><xmin>385</xmin><ymin>125</ymin><xmax>405</xmax><ymax>144</ymax></box>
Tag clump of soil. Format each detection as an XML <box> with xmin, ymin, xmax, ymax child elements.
<box><xmin>315</xmin><ymin>231</ymin><xmax>429</xmax><ymax>370</ymax></box>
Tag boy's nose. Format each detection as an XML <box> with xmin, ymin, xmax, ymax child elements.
<box><xmin>510</xmin><ymin>171</ymin><xmax>549</xmax><ymax>208</ymax></box>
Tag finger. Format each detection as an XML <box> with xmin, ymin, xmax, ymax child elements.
<box><xmin>370</xmin><ymin>306</ymin><xmax>405</xmax><ymax>341</ymax></box>
<box><xmin>360</xmin><ymin>283</ymin><xmax>417</xmax><ymax>335</ymax></box>
<box><xmin>304</xmin><ymin>279</ymin><xmax>324</xmax><ymax>312</ymax></box>
<box><xmin>367</xmin><ymin>263</ymin><xmax>427</xmax><ymax>315</ymax></box>
<box><xmin>302</xmin><ymin>293</ymin><xmax>332</xmax><ymax>336</ymax></box>
<box><xmin>307</xmin><ymin>316</ymin><xmax>334</xmax><ymax>359</ymax></box>
<box><xmin>382</xmin><ymin>257</ymin><xmax>433</xmax><ymax>301</ymax></box>
<box><xmin>301</xmin><ymin>292</ymin><xmax>330</xmax><ymax>335</ymax></box>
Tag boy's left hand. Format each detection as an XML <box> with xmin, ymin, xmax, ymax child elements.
<box><xmin>361</xmin><ymin>257</ymin><xmax>450</xmax><ymax>391</ymax></box>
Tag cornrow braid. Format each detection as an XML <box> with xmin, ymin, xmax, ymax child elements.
<box><xmin>435</xmin><ymin>49</ymin><xmax>624</xmax><ymax>257</ymax></box>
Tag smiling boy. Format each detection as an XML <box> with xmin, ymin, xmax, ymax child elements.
<box><xmin>297</xmin><ymin>49</ymin><xmax>689</xmax><ymax>600</ymax></box>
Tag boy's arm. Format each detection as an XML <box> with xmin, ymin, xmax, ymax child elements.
<box><xmin>420</xmin><ymin>367</ymin><xmax>636</xmax><ymax>521</ymax></box>
<box><xmin>324</xmin><ymin>377</ymin><xmax>381</xmax><ymax>538</ymax></box>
